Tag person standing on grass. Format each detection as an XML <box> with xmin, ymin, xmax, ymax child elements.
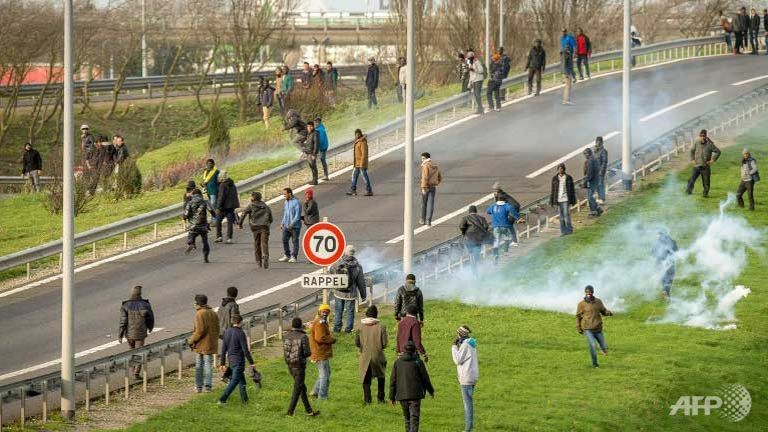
<box><xmin>330</xmin><ymin>245</ymin><xmax>367</xmax><ymax>334</ymax></box>
<box><xmin>301</xmin><ymin>62</ymin><xmax>312</xmax><ymax>90</ymax></box>
<box><xmin>652</xmin><ymin>230</ymin><xmax>678</xmax><ymax>301</ymax></box>
<box><xmin>452</xmin><ymin>325</ymin><xmax>479</xmax><ymax>432</ymax></box>
<box><xmin>238</xmin><ymin>191</ymin><xmax>273</xmax><ymax>268</ymax></box>
<box><xmin>347</xmin><ymin>129</ymin><xmax>374</xmax><ymax>196</ymax></box>
<box><xmin>356</xmin><ymin>305</ymin><xmax>388</xmax><ymax>405</ymax></box>
<box><xmin>583</xmin><ymin>148</ymin><xmax>603</xmax><ymax>217</ymax></box>
<box><xmin>737</xmin><ymin>148</ymin><xmax>759</xmax><ymax>210</ymax></box>
<box><xmin>396</xmin><ymin>304</ymin><xmax>428</xmax><ymax>362</ymax></box>
<box><xmin>283</xmin><ymin>317</ymin><xmax>320</xmax><ymax>417</ymax></box>
<box><xmin>365</xmin><ymin>57</ymin><xmax>380</xmax><ymax>109</ymax></box>
<box><xmin>21</xmin><ymin>142</ymin><xmax>42</xmax><ymax>192</ymax></box>
<box><xmin>686</xmin><ymin>129</ymin><xmax>721</xmax><ymax>198</ymax></box>
<box><xmin>118</xmin><ymin>285</ymin><xmax>155</xmax><ymax>380</ymax></box>
<box><xmin>309</xmin><ymin>304</ymin><xmax>336</xmax><ymax>400</ymax></box>
<box><xmin>303</xmin><ymin>188</ymin><xmax>320</xmax><ymax>227</ymax></box>
<box><xmin>459</xmin><ymin>205</ymin><xmax>491</xmax><ymax>274</ymax></box>
<box><xmin>468</xmin><ymin>51</ymin><xmax>485</xmax><ymax>114</ymax></box>
<box><xmin>281</xmin><ymin>65</ymin><xmax>294</xmax><ymax>98</ymax></box>
<box><xmin>486</xmin><ymin>196</ymin><xmax>519</xmax><ymax>264</ymax></box>
<box><xmin>550</xmin><ymin>163</ymin><xmax>576</xmax><ymax>236</ymax></box>
<box><xmin>188</xmin><ymin>294</ymin><xmax>220</xmax><ymax>392</ymax></box>
<box><xmin>576</xmin><ymin>285</ymin><xmax>612</xmax><ymax>369</ymax></box>
<box><xmin>279</xmin><ymin>187</ymin><xmax>302</xmax><ymax>263</ymax></box>
<box><xmin>80</xmin><ymin>124</ymin><xmax>95</xmax><ymax>165</ymax></box>
<box><xmin>215</xmin><ymin>171</ymin><xmax>240</xmax><ymax>244</ymax></box>
<box><xmin>315</xmin><ymin>116</ymin><xmax>330</xmax><ymax>181</ymax></box>
<box><xmin>275</xmin><ymin>67</ymin><xmax>285</xmax><ymax>112</ymax></box>
<box><xmin>202</xmin><ymin>159</ymin><xmax>220</xmax><ymax>208</ymax></box>
<box><xmin>113</xmin><ymin>135</ymin><xmax>129</xmax><ymax>173</ymax></box>
<box><xmin>324</xmin><ymin>61</ymin><xmax>339</xmax><ymax>94</ymax></box>
<box><xmin>525</xmin><ymin>39</ymin><xmax>546</xmax><ymax>96</ymax></box>
<box><xmin>185</xmin><ymin>189</ymin><xmax>216</xmax><ymax>263</ymax></box>
<box><xmin>305</xmin><ymin>121</ymin><xmax>320</xmax><ymax>186</ymax></box>
<box><xmin>395</xmin><ymin>274</ymin><xmax>425</xmax><ymax>323</ymax></box>
<box><xmin>390</xmin><ymin>340</ymin><xmax>434</xmax><ymax>432</ymax></box>
<box><xmin>594</xmin><ymin>136</ymin><xmax>608</xmax><ymax>204</ymax></box>
<box><xmin>218</xmin><ymin>286</ymin><xmax>240</xmax><ymax>339</ymax></box>
<box><xmin>217</xmin><ymin>314</ymin><xmax>255</xmax><ymax>406</ymax></box>
<box><xmin>420</xmin><ymin>152</ymin><xmax>442</xmax><ymax>226</ymax></box>
<box><xmin>260</xmin><ymin>79</ymin><xmax>275</xmax><ymax>129</ymax></box>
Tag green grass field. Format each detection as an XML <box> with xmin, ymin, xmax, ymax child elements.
<box><xmin>90</xmin><ymin>132</ymin><xmax>767</xmax><ymax>431</ymax></box>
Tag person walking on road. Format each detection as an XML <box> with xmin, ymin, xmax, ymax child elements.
<box><xmin>218</xmin><ymin>286</ymin><xmax>240</xmax><ymax>339</ymax></box>
<box><xmin>355</xmin><ymin>305</ymin><xmax>388</xmax><ymax>405</ymax></box>
<box><xmin>238</xmin><ymin>191</ymin><xmax>273</xmax><ymax>268</ymax></box>
<box><xmin>396</xmin><ymin>304</ymin><xmax>428</xmax><ymax>361</ymax></box>
<box><xmin>215</xmin><ymin>171</ymin><xmax>240</xmax><ymax>244</ymax></box>
<box><xmin>736</xmin><ymin>148</ymin><xmax>759</xmax><ymax>210</ymax></box>
<box><xmin>217</xmin><ymin>314</ymin><xmax>255</xmax><ymax>405</ymax></box>
<box><xmin>188</xmin><ymin>294</ymin><xmax>220</xmax><ymax>392</ymax></box>
<box><xmin>390</xmin><ymin>340</ymin><xmax>434</xmax><ymax>432</ymax></box>
<box><xmin>487</xmin><ymin>197</ymin><xmax>519</xmax><ymax>264</ymax></box>
<box><xmin>279</xmin><ymin>187</ymin><xmax>302</xmax><ymax>263</ymax></box>
<box><xmin>576</xmin><ymin>285</ymin><xmax>613</xmax><ymax>368</ymax></box>
<box><xmin>347</xmin><ymin>129</ymin><xmax>374</xmax><ymax>196</ymax></box>
<box><xmin>652</xmin><ymin>230</ymin><xmax>678</xmax><ymax>301</ymax></box>
<box><xmin>118</xmin><ymin>285</ymin><xmax>155</xmax><ymax>379</ymax></box>
<box><xmin>487</xmin><ymin>53</ymin><xmax>503</xmax><ymax>112</ymax></box>
<box><xmin>594</xmin><ymin>136</ymin><xmax>608</xmax><ymax>204</ymax></box>
<box><xmin>202</xmin><ymin>159</ymin><xmax>220</xmax><ymax>208</ymax></box>
<box><xmin>309</xmin><ymin>304</ymin><xmax>336</xmax><ymax>400</ymax></box>
<box><xmin>283</xmin><ymin>317</ymin><xmax>321</xmax><ymax>417</ymax></box>
<box><xmin>420</xmin><ymin>152</ymin><xmax>442</xmax><ymax>226</ymax></box>
<box><xmin>459</xmin><ymin>206</ymin><xmax>491</xmax><ymax>274</ymax></box>
<box><xmin>452</xmin><ymin>325</ymin><xmax>479</xmax><ymax>432</ymax></box>
<box><xmin>526</xmin><ymin>39</ymin><xmax>546</xmax><ymax>96</ymax></box>
<box><xmin>365</xmin><ymin>57</ymin><xmax>380</xmax><ymax>109</ymax></box>
<box><xmin>457</xmin><ymin>53</ymin><xmax>470</xmax><ymax>93</ymax></box>
<box><xmin>21</xmin><ymin>142</ymin><xmax>43</xmax><ymax>192</ymax></box>
<box><xmin>468</xmin><ymin>51</ymin><xmax>485</xmax><ymax>114</ymax></box>
<box><xmin>331</xmin><ymin>245</ymin><xmax>368</xmax><ymax>334</ymax></box>
<box><xmin>686</xmin><ymin>129</ymin><xmax>721</xmax><ymax>197</ymax></box>
<box><xmin>315</xmin><ymin>116</ymin><xmax>330</xmax><ymax>180</ymax></box>
<box><xmin>304</xmin><ymin>121</ymin><xmax>320</xmax><ymax>185</ymax></box>
<box><xmin>184</xmin><ymin>189</ymin><xmax>216</xmax><ymax>263</ymax></box>
<box><xmin>583</xmin><ymin>148</ymin><xmax>603</xmax><ymax>217</ymax></box>
<box><xmin>576</xmin><ymin>28</ymin><xmax>592</xmax><ymax>80</ymax></box>
<box><xmin>303</xmin><ymin>188</ymin><xmax>319</xmax><ymax>227</ymax></box>
<box><xmin>550</xmin><ymin>163</ymin><xmax>576</xmax><ymax>236</ymax></box>
<box><xmin>395</xmin><ymin>274</ymin><xmax>425</xmax><ymax>323</ymax></box>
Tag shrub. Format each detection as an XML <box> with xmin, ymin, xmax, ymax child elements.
<box><xmin>108</xmin><ymin>159</ymin><xmax>143</xmax><ymax>201</ymax></box>
<box><xmin>207</xmin><ymin>104</ymin><xmax>230</xmax><ymax>157</ymax></box>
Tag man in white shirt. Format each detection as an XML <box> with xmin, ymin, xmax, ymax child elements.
<box><xmin>550</xmin><ymin>163</ymin><xmax>576</xmax><ymax>236</ymax></box>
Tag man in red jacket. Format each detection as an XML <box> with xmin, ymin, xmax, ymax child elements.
<box><xmin>396</xmin><ymin>304</ymin><xmax>428</xmax><ymax>362</ymax></box>
<box><xmin>576</xmin><ymin>28</ymin><xmax>592</xmax><ymax>81</ymax></box>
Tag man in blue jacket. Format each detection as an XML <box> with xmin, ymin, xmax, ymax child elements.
<box><xmin>279</xmin><ymin>187</ymin><xmax>302</xmax><ymax>263</ymax></box>
<box><xmin>487</xmin><ymin>197</ymin><xmax>519</xmax><ymax>264</ymax></box>
<box><xmin>560</xmin><ymin>28</ymin><xmax>577</xmax><ymax>79</ymax></box>
<box><xmin>315</xmin><ymin>116</ymin><xmax>330</xmax><ymax>181</ymax></box>
<box><xmin>218</xmin><ymin>315</ymin><xmax>255</xmax><ymax>405</ymax></box>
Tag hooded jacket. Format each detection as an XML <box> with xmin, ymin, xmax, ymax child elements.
<box><xmin>394</xmin><ymin>282</ymin><xmax>424</xmax><ymax>321</ymax></box>
<box><xmin>365</xmin><ymin>63</ymin><xmax>380</xmax><ymax>90</ymax></box>
<box><xmin>283</xmin><ymin>328</ymin><xmax>311</xmax><ymax>368</ymax></box>
<box><xmin>469</xmin><ymin>58</ymin><xmax>485</xmax><ymax>83</ymax></box>
<box><xmin>584</xmin><ymin>155</ymin><xmax>601</xmax><ymax>186</ymax></box>
<box><xmin>420</xmin><ymin>159</ymin><xmax>442</xmax><ymax>188</ymax></box>
<box><xmin>218</xmin><ymin>297</ymin><xmax>240</xmax><ymax>338</ymax></box>
<box><xmin>22</xmin><ymin>148</ymin><xmax>42</xmax><ymax>174</ymax></box>
<box><xmin>355</xmin><ymin>317</ymin><xmax>388</xmax><ymax>381</ymax></box>
<box><xmin>396</xmin><ymin>315</ymin><xmax>426</xmax><ymax>355</ymax></box>
<box><xmin>595</xmin><ymin>145</ymin><xmax>608</xmax><ymax>176</ymax></box>
<box><xmin>354</xmin><ymin>136</ymin><xmax>369</xmax><ymax>168</ymax></box>
<box><xmin>452</xmin><ymin>337</ymin><xmax>479</xmax><ymax>385</ymax></box>
<box><xmin>389</xmin><ymin>351</ymin><xmax>434</xmax><ymax>402</ymax></box>
<box><xmin>303</xmin><ymin>198</ymin><xmax>319</xmax><ymax>226</ymax></box>
<box><xmin>487</xmin><ymin>201</ymin><xmax>518</xmax><ymax>228</ymax></box>
<box><xmin>526</xmin><ymin>46</ymin><xmax>546</xmax><ymax>71</ymax></box>
<box><xmin>576</xmin><ymin>296</ymin><xmax>612</xmax><ymax>333</ymax></box>
<box><xmin>118</xmin><ymin>296</ymin><xmax>155</xmax><ymax>340</ymax></box>
<box><xmin>459</xmin><ymin>213</ymin><xmax>490</xmax><ymax>245</ymax></box>
<box><xmin>188</xmin><ymin>305</ymin><xmax>220</xmax><ymax>355</ymax></box>
<box><xmin>304</xmin><ymin>129</ymin><xmax>319</xmax><ymax>156</ymax></box>
<box><xmin>185</xmin><ymin>194</ymin><xmax>215</xmax><ymax>233</ymax></box>
<box><xmin>332</xmin><ymin>255</ymin><xmax>367</xmax><ymax>301</ymax></box>
<box><xmin>220</xmin><ymin>326</ymin><xmax>253</xmax><ymax>369</ymax></box>
<box><xmin>309</xmin><ymin>316</ymin><xmax>336</xmax><ymax>361</ymax></box>
<box><xmin>216</xmin><ymin>178</ymin><xmax>240</xmax><ymax>210</ymax></box>
<box><xmin>239</xmin><ymin>198</ymin><xmax>273</xmax><ymax>227</ymax></box>
<box><xmin>316</xmin><ymin>123</ymin><xmax>330</xmax><ymax>152</ymax></box>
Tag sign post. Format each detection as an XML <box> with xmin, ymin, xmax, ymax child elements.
<box><xmin>301</xmin><ymin>218</ymin><xmax>346</xmax><ymax>304</ymax></box>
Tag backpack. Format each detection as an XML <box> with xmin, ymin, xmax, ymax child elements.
<box><xmin>333</xmin><ymin>262</ymin><xmax>353</xmax><ymax>292</ymax></box>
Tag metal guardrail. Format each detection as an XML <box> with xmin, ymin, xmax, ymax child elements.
<box><xmin>0</xmin><ymin>35</ymin><xmax>733</xmax><ymax>278</ymax></box>
<box><xmin>0</xmin><ymin>176</ymin><xmax>55</xmax><ymax>186</ymax></box>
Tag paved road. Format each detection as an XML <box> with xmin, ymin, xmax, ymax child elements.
<box><xmin>1</xmin><ymin>55</ymin><xmax>766</xmax><ymax>381</ymax></box>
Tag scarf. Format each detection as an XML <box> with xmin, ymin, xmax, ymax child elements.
<box><xmin>203</xmin><ymin>166</ymin><xmax>218</xmax><ymax>184</ymax></box>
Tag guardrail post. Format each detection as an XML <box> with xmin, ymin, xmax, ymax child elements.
<box><xmin>105</xmin><ymin>364</ymin><xmax>110</xmax><ymax>405</ymax></box>
<box><xmin>177</xmin><ymin>344</ymin><xmax>183</xmax><ymax>380</ymax></box>
<box><xmin>160</xmin><ymin>349</ymin><xmax>166</xmax><ymax>387</ymax></box>
<box><xmin>262</xmin><ymin>313</ymin><xmax>268</xmax><ymax>347</ymax></box>
<box><xmin>41</xmin><ymin>379</ymin><xmax>48</xmax><ymax>422</ymax></box>
<box><xmin>85</xmin><ymin>369</ymin><xmax>91</xmax><ymax>410</ymax></box>
<box><xmin>525</xmin><ymin>220</ymin><xmax>530</xmax><ymax>239</ymax></box>
<box><xmin>123</xmin><ymin>232</ymin><xmax>128</xmax><ymax>250</ymax></box>
<box><xmin>395</xmin><ymin>127</ymin><xmax>399</xmax><ymax>141</ymax></box>
<box><xmin>59</xmin><ymin>252</ymin><xmax>63</xmax><ymax>270</ymax></box>
<box><xmin>552</xmin><ymin>72</ymin><xmax>557</xmax><ymax>86</ymax></box>
<box><xmin>142</xmin><ymin>352</ymin><xmax>148</xmax><ymax>392</ymax></box>
<box><xmin>610</xmin><ymin>59</ymin><xmax>615</xmax><ymax>71</ymax></box>
<box><xmin>596</xmin><ymin>61</ymin><xmax>600</xmax><ymax>73</ymax></box>
<box><xmin>278</xmin><ymin>308</ymin><xmax>284</xmax><ymax>340</ymax></box>
<box><xmin>286</xmin><ymin>173</ymin><xmax>291</xmax><ymax>189</ymax></box>
<box><xmin>148</xmin><ymin>83</ymin><xmax>153</xmax><ymax>99</ymax></box>
<box><xmin>19</xmin><ymin>387</ymin><xmax>25</xmax><ymax>428</ymax></box>
<box><xmin>124</xmin><ymin>358</ymin><xmax>130</xmax><ymax>399</ymax></box>
<box><xmin>153</xmin><ymin>223</ymin><xmax>158</xmax><ymax>240</ymax></box>
<box><xmin>434</xmin><ymin>113</ymin><xmax>438</xmax><ymax>128</ymax></box>
<box><xmin>26</xmin><ymin>262</ymin><xmax>31</xmax><ymax>280</ymax></box>
<box><xmin>92</xmin><ymin>241</ymin><xmax>97</xmax><ymax>258</ymax></box>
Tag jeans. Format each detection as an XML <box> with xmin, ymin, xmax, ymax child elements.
<box><xmin>562</xmin><ymin>75</ymin><xmax>573</xmax><ymax>103</ymax></box>
<box><xmin>208</xmin><ymin>195</ymin><xmax>217</xmax><ymax>209</ymax></box>
<box><xmin>576</xmin><ymin>55</ymin><xmax>591</xmax><ymax>79</ymax></box>
<box><xmin>318</xmin><ymin>150</ymin><xmax>329</xmax><ymax>179</ymax></box>
<box><xmin>333</xmin><ymin>298</ymin><xmax>356</xmax><ymax>333</ymax></box>
<box><xmin>216</xmin><ymin>209</ymin><xmax>236</xmax><ymax>240</ymax></box>
<box><xmin>661</xmin><ymin>265</ymin><xmax>675</xmax><ymax>295</ymax></box>
<box><xmin>465</xmin><ymin>241</ymin><xmax>482</xmax><ymax>275</ymax></box>
<box><xmin>362</xmin><ymin>366</ymin><xmax>385</xmax><ymax>403</ymax></box>
<box><xmin>750</xmin><ymin>31</ymin><xmax>758</xmax><ymax>53</ymax></box>
<box><xmin>282</xmin><ymin>225</ymin><xmax>301</xmax><ymax>258</ymax></box>
<box><xmin>351</xmin><ymin>167</ymin><xmax>372</xmax><ymax>193</ymax></box>
<box><xmin>25</xmin><ymin>170</ymin><xmax>41</xmax><ymax>192</ymax></box>
<box><xmin>420</xmin><ymin>187</ymin><xmax>436</xmax><ymax>224</ymax></box>
<box><xmin>724</xmin><ymin>32</ymin><xmax>733</xmax><ymax>51</ymax></box>
<box><xmin>312</xmin><ymin>359</ymin><xmax>331</xmax><ymax>399</ymax></box>
<box><xmin>187</xmin><ymin>230</ymin><xmax>210</xmax><ymax>259</ymax></box>
<box><xmin>461</xmin><ymin>78</ymin><xmax>469</xmax><ymax>93</ymax></box>
<box><xmin>737</xmin><ymin>180</ymin><xmax>755</xmax><ymax>209</ymax></box>
<box><xmin>596</xmin><ymin>175</ymin><xmax>606</xmax><ymax>202</ymax></box>
<box><xmin>471</xmin><ymin>81</ymin><xmax>483</xmax><ymax>113</ymax></box>
<box><xmin>461</xmin><ymin>384</ymin><xmax>475</xmax><ymax>431</ymax></box>
<box><xmin>587</xmin><ymin>183</ymin><xmax>601</xmax><ymax>214</ymax></box>
<box><xmin>367</xmin><ymin>88</ymin><xmax>378</xmax><ymax>108</ymax></box>
<box><xmin>584</xmin><ymin>329</ymin><xmax>608</xmax><ymax>367</ymax></box>
<box><xmin>686</xmin><ymin>165</ymin><xmax>711</xmax><ymax>196</ymax></box>
<box><xmin>250</xmin><ymin>226</ymin><xmax>269</xmax><ymax>266</ymax></box>
<box><xmin>527</xmin><ymin>69</ymin><xmax>542</xmax><ymax>95</ymax></box>
<box><xmin>492</xmin><ymin>226</ymin><xmax>516</xmax><ymax>261</ymax></box>
<box><xmin>195</xmin><ymin>353</ymin><xmax>213</xmax><ymax>390</ymax></box>
<box><xmin>400</xmin><ymin>400</ymin><xmax>421</xmax><ymax>432</ymax></box>
<box><xmin>557</xmin><ymin>201</ymin><xmax>573</xmax><ymax>235</ymax></box>
<box><xmin>486</xmin><ymin>80</ymin><xmax>501</xmax><ymax>110</ymax></box>
<box><xmin>287</xmin><ymin>366</ymin><xmax>313</xmax><ymax>415</ymax></box>
<box><xmin>219</xmin><ymin>366</ymin><xmax>248</xmax><ymax>403</ymax></box>
<box><xmin>307</xmin><ymin>155</ymin><xmax>319</xmax><ymax>184</ymax></box>
<box><xmin>765</xmin><ymin>34</ymin><xmax>768</xmax><ymax>54</ymax></box>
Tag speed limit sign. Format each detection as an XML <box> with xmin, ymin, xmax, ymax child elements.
<box><xmin>302</xmin><ymin>222</ymin><xmax>347</xmax><ymax>266</ymax></box>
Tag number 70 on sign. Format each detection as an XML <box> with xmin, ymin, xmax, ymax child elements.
<box><xmin>301</xmin><ymin>222</ymin><xmax>347</xmax><ymax>267</ymax></box>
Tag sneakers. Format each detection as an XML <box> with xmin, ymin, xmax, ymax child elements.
<box><xmin>510</xmin><ymin>242</ymin><xmax>519</xmax><ymax>247</ymax></box>
<box><xmin>214</xmin><ymin>237</ymin><xmax>223</xmax><ymax>243</ymax></box>
<box><xmin>185</xmin><ymin>244</ymin><xmax>196</xmax><ymax>255</ymax></box>
<box><xmin>563</xmin><ymin>101</ymin><xmax>575</xmax><ymax>106</ymax></box>
<box><xmin>419</xmin><ymin>219</ymin><xmax>425</xmax><ymax>225</ymax></box>
<box><xmin>217</xmin><ymin>401</ymin><xmax>225</xmax><ymax>407</ymax></box>
<box><xmin>596</xmin><ymin>199</ymin><xmax>605</xmax><ymax>205</ymax></box>
<box><xmin>494</xmin><ymin>108</ymin><xmax>501</xmax><ymax>112</ymax></box>
<box><xmin>225</xmin><ymin>238</ymin><xmax>232</xmax><ymax>244</ymax></box>
<box><xmin>364</xmin><ymin>191</ymin><xmax>374</xmax><ymax>196</ymax></box>
<box><xmin>306</xmin><ymin>410</ymin><xmax>320</xmax><ymax>417</ymax></box>
<box><xmin>278</xmin><ymin>255</ymin><xmax>289</xmax><ymax>262</ymax></box>
<box><xmin>346</xmin><ymin>190</ymin><xmax>357</xmax><ymax>196</ymax></box>
<box><xmin>288</xmin><ymin>257</ymin><xmax>297</xmax><ymax>263</ymax></box>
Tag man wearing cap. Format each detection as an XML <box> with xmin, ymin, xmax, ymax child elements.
<box><xmin>390</xmin><ymin>340</ymin><xmax>434</xmax><ymax>432</ymax></box>
<box><xmin>315</xmin><ymin>116</ymin><xmax>330</xmax><ymax>181</ymax></box>
<box><xmin>330</xmin><ymin>245</ymin><xmax>368</xmax><ymax>334</ymax></box>
<box><xmin>238</xmin><ymin>191</ymin><xmax>273</xmax><ymax>268</ymax></box>
<box><xmin>283</xmin><ymin>317</ymin><xmax>320</xmax><ymax>416</ymax></box>
<box><xmin>737</xmin><ymin>148</ymin><xmax>759</xmax><ymax>210</ymax></box>
<box><xmin>686</xmin><ymin>129</ymin><xmax>721</xmax><ymax>197</ymax></box>
<box><xmin>80</xmin><ymin>124</ymin><xmax>95</xmax><ymax>165</ymax></box>
<box><xmin>303</xmin><ymin>189</ymin><xmax>319</xmax><ymax>227</ymax></box>
<box><xmin>188</xmin><ymin>294</ymin><xmax>220</xmax><ymax>392</ymax></box>
<box><xmin>576</xmin><ymin>285</ymin><xmax>612</xmax><ymax>368</ymax></box>
<box><xmin>118</xmin><ymin>285</ymin><xmax>155</xmax><ymax>379</ymax></box>
<box><xmin>452</xmin><ymin>325</ymin><xmax>479</xmax><ymax>432</ymax></box>
<box><xmin>309</xmin><ymin>304</ymin><xmax>336</xmax><ymax>400</ymax></box>
<box><xmin>365</xmin><ymin>57</ymin><xmax>379</xmax><ymax>109</ymax></box>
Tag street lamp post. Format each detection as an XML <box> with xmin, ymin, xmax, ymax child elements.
<box><xmin>622</xmin><ymin>0</ymin><xmax>632</xmax><ymax>190</ymax></box>
<box><xmin>499</xmin><ymin>0</ymin><xmax>504</xmax><ymax>48</ymax></box>
<box><xmin>141</xmin><ymin>0</ymin><xmax>148</xmax><ymax>77</ymax></box>
<box><xmin>485</xmin><ymin>0</ymin><xmax>490</xmax><ymax>68</ymax></box>
<box><xmin>403</xmin><ymin>0</ymin><xmax>415</xmax><ymax>274</ymax></box>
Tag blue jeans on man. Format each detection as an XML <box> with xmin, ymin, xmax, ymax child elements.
<box><xmin>465</xmin><ymin>241</ymin><xmax>482</xmax><ymax>275</ymax></box>
<box><xmin>333</xmin><ymin>298</ymin><xmax>356</xmax><ymax>333</ymax></box>
<box><xmin>558</xmin><ymin>201</ymin><xmax>573</xmax><ymax>236</ymax></box>
<box><xmin>596</xmin><ymin>175</ymin><xmax>606</xmax><ymax>202</ymax></box>
<box><xmin>461</xmin><ymin>384</ymin><xmax>475</xmax><ymax>431</ymax></box>
<box><xmin>195</xmin><ymin>353</ymin><xmax>213</xmax><ymax>391</ymax></box>
<box><xmin>312</xmin><ymin>359</ymin><xmax>331</xmax><ymax>399</ymax></box>
<box><xmin>282</xmin><ymin>225</ymin><xmax>301</xmax><ymax>259</ymax></box>
<box><xmin>421</xmin><ymin>187</ymin><xmax>436</xmax><ymax>224</ymax></box>
<box><xmin>219</xmin><ymin>366</ymin><xmax>248</xmax><ymax>403</ymax></box>
<box><xmin>318</xmin><ymin>150</ymin><xmax>329</xmax><ymax>179</ymax></box>
<box><xmin>351</xmin><ymin>167</ymin><xmax>372</xmax><ymax>193</ymax></box>
<box><xmin>584</xmin><ymin>329</ymin><xmax>608</xmax><ymax>367</ymax></box>
<box><xmin>587</xmin><ymin>183</ymin><xmax>602</xmax><ymax>215</ymax></box>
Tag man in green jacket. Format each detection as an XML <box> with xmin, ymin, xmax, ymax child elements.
<box><xmin>686</xmin><ymin>129</ymin><xmax>721</xmax><ymax>197</ymax></box>
<box><xmin>576</xmin><ymin>285</ymin><xmax>613</xmax><ymax>368</ymax></box>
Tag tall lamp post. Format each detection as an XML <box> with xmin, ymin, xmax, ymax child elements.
<box><xmin>622</xmin><ymin>0</ymin><xmax>633</xmax><ymax>190</ymax></box>
<box><xmin>403</xmin><ymin>0</ymin><xmax>416</xmax><ymax>274</ymax></box>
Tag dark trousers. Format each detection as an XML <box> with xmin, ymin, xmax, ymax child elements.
<box><xmin>661</xmin><ymin>265</ymin><xmax>675</xmax><ymax>296</ymax></box>
<box><xmin>250</xmin><ymin>225</ymin><xmax>270</xmax><ymax>266</ymax></box>
<box><xmin>367</xmin><ymin>88</ymin><xmax>378</xmax><ymax>108</ymax></box>
<box><xmin>287</xmin><ymin>366</ymin><xmax>313</xmax><ymax>415</ymax></box>
<box><xmin>362</xmin><ymin>366</ymin><xmax>385</xmax><ymax>403</ymax></box>
<box><xmin>461</xmin><ymin>78</ymin><xmax>469</xmax><ymax>93</ymax></box>
<box><xmin>724</xmin><ymin>32</ymin><xmax>733</xmax><ymax>51</ymax></box>
<box><xmin>749</xmin><ymin>31</ymin><xmax>759</xmax><ymax>53</ymax></box>
<box><xmin>127</xmin><ymin>339</ymin><xmax>145</xmax><ymax>377</ymax></box>
<box><xmin>471</xmin><ymin>81</ymin><xmax>483</xmax><ymax>113</ymax></box>
<box><xmin>421</xmin><ymin>187</ymin><xmax>436</xmax><ymax>224</ymax></box>
<box><xmin>307</xmin><ymin>156</ymin><xmax>319</xmax><ymax>184</ymax></box>
<box><xmin>216</xmin><ymin>209</ymin><xmax>236</xmax><ymax>239</ymax></box>
<box><xmin>686</xmin><ymin>165</ymin><xmax>711</xmax><ymax>196</ymax></box>
<box><xmin>735</xmin><ymin>31</ymin><xmax>744</xmax><ymax>53</ymax></box>
<box><xmin>282</xmin><ymin>226</ymin><xmax>301</xmax><ymax>258</ymax></box>
<box><xmin>318</xmin><ymin>150</ymin><xmax>329</xmax><ymax>179</ymax></box>
<box><xmin>486</xmin><ymin>80</ymin><xmax>501</xmax><ymax>110</ymax></box>
<box><xmin>187</xmin><ymin>230</ymin><xmax>210</xmax><ymax>259</ymax></box>
<box><xmin>527</xmin><ymin>69</ymin><xmax>542</xmax><ymax>95</ymax></box>
<box><xmin>219</xmin><ymin>366</ymin><xmax>247</xmax><ymax>403</ymax></box>
<box><xmin>576</xmin><ymin>55</ymin><xmax>591</xmax><ymax>79</ymax></box>
<box><xmin>400</xmin><ymin>399</ymin><xmax>421</xmax><ymax>432</ymax></box>
<box><xmin>737</xmin><ymin>180</ymin><xmax>755</xmax><ymax>209</ymax></box>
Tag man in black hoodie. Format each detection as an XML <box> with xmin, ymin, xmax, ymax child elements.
<box><xmin>215</xmin><ymin>171</ymin><xmax>240</xmax><ymax>244</ymax></box>
<box><xmin>118</xmin><ymin>285</ymin><xmax>155</xmax><ymax>379</ymax></box>
<box><xmin>185</xmin><ymin>189</ymin><xmax>216</xmax><ymax>263</ymax></box>
<box><xmin>218</xmin><ymin>286</ymin><xmax>240</xmax><ymax>338</ymax></box>
<box><xmin>305</xmin><ymin>121</ymin><xmax>320</xmax><ymax>185</ymax></box>
<box><xmin>217</xmin><ymin>315</ymin><xmax>255</xmax><ymax>405</ymax></box>
<box><xmin>21</xmin><ymin>142</ymin><xmax>43</xmax><ymax>192</ymax></box>
<box><xmin>459</xmin><ymin>205</ymin><xmax>490</xmax><ymax>274</ymax></box>
<box><xmin>238</xmin><ymin>191</ymin><xmax>273</xmax><ymax>268</ymax></box>
<box><xmin>394</xmin><ymin>274</ymin><xmax>424</xmax><ymax>324</ymax></box>
<box><xmin>583</xmin><ymin>148</ymin><xmax>603</xmax><ymax>217</ymax></box>
<box><xmin>390</xmin><ymin>341</ymin><xmax>434</xmax><ymax>432</ymax></box>
<box><xmin>525</xmin><ymin>39</ymin><xmax>546</xmax><ymax>96</ymax></box>
<box><xmin>283</xmin><ymin>317</ymin><xmax>320</xmax><ymax>417</ymax></box>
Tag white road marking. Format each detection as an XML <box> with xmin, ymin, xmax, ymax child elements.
<box><xmin>639</xmin><ymin>91</ymin><xmax>718</xmax><ymax>123</ymax></box>
<box><xmin>731</xmin><ymin>75</ymin><xmax>768</xmax><ymax>86</ymax></box>
<box><xmin>0</xmin><ymin>327</ymin><xmax>164</xmax><ymax>382</ymax></box>
<box><xmin>525</xmin><ymin>131</ymin><xmax>620</xmax><ymax>179</ymax></box>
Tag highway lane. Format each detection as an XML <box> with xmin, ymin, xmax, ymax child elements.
<box><xmin>1</xmin><ymin>55</ymin><xmax>766</xmax><ymax>380</ymax></box>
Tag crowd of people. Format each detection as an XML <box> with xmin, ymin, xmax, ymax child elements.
<box><xmin>720</xmin><ymin>7</ymin><xmax>768</xmax><ymax>55</ymax></box>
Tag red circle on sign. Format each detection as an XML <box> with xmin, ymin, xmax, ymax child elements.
<box><xmin>301</xmin><ymin>222</ymin><xmax>347</xmax><ymax>266</ymax></box>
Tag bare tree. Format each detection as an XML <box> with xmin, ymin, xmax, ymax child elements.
<box><xmin>102</xmin><ymin>3</ymin><xmax>142</xmax><ymax>120</ymax></box>
<box><xmin>385</xmin><ymin>0</ymin><xmax>445</xmax><ymax>85</ymax></box>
